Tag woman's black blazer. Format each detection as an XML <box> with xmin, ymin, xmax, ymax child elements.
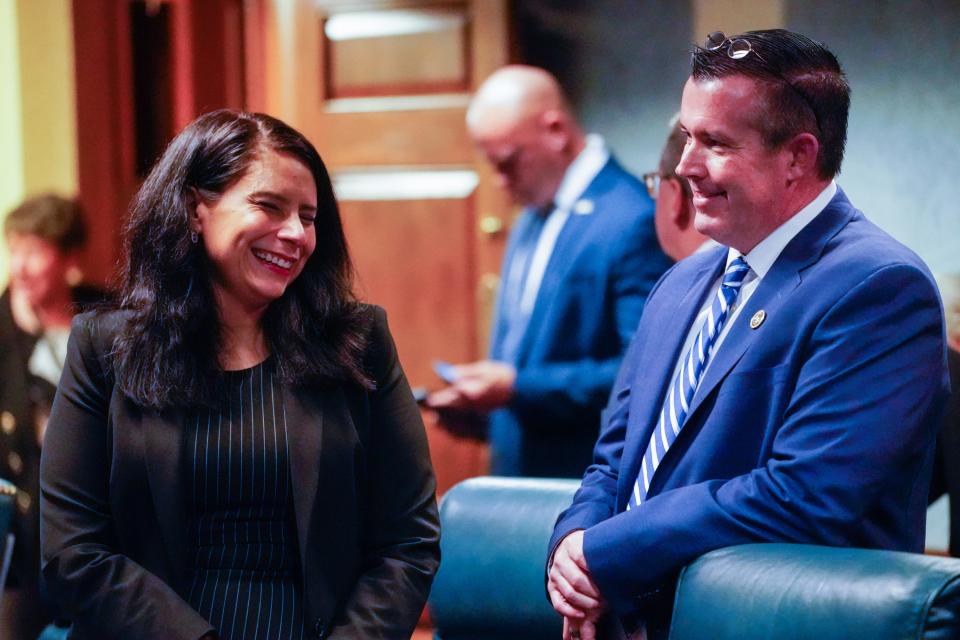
<box><xmin>40</xmin><ymin>306</ymin><xmax>440</xmax><ymax>639</ymax></box>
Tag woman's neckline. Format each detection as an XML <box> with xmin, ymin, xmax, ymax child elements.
<box><xmin>221</xmin><ymin>355</ymin><xmax>272</xmax><ymax>375</ymax></box>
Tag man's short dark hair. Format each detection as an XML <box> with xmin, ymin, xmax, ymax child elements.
<box><xmin>4</xmin><ymin>193</ymin><xmax>87</xmax><ymax>251</ymax></box>
<box><xmin>691</xmin><ymin>28</ymin><xmax>850</xmax><ymax>179</ymax></box>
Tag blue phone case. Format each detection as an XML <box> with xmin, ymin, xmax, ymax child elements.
<box><xmin>433</xmin><ymin>360</ymin><xmax>458</xmax><ymax>383</ymax></box>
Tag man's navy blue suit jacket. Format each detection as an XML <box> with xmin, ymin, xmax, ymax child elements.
<box><xmin>549</xmin><ymin>188</ymin><xmax>949</xmax><ymax>615</ymax></box>
<box><xmin>488</xmin><ymin>156</ymin><xmax>672</xmax><ymax>478</ymax></box>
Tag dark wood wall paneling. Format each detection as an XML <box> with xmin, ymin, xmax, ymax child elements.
<box><xmin>72</xmin><ymin>0</ymin><xmax>246</xmax><ymax>287</ymax></box>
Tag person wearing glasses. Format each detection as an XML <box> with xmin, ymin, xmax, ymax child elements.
<box><xmin>427</xmin><ymin>65</ymin><xmax>672</xmax><ymax>479</ymax></box>
<box><xmin>643</xmin><ymin>114</ymin><xmax>717</xmax><ymax>262</ymax></box>
<box><xmin>547</xmin><ymin>30</ymin><xmax>947</xmax><ymax>640</ymax></box>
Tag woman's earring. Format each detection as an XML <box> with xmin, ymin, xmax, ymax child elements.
<box><xmin>190</xmin><ymin>231</ymin><xmax>198</xmax><ymax>244</ymax></box>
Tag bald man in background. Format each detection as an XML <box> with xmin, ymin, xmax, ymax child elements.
<box><xmin>428</xmin><ymin>65</ymin><xmax>672</xmax><ymax>477</ymax></box>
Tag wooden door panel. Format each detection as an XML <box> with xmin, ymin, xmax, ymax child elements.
<box><xmin>306</xmin><ymin>108</ymin><xmax>474</xmax><ymax>167</ymax></box>
<box><xmin>340</xmin><ymin>195</ymin><xmax>488</xmax><ymax>495</ymax></box>
<box><xmin>340</xmin><ymin>196</ymin><xmax>477</xmax><ymax>385</ymax></box>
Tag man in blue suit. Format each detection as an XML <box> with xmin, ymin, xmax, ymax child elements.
<box><xmin>547</xmin><ymin>30</ymin><xmax>949</xmax><ymax>640</ymax></box>
<box><xmin>428</xmin><ymin>66</ymin><xmax>672</xmax><ymax>478</ymax></box>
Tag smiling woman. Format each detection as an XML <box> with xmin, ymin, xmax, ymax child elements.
<box><xmin>38</xmin><ymin>110</ymin><xmax>440</xmax><ymax>640</ymax></box>
<box><xmin>190</xmin><ymin>148</ymin><xmax>319</xmax><ymax>364</ymax></box>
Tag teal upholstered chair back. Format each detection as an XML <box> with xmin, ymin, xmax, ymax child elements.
<box><xmin>431</xmin><ymin>477</ymin><xmax>960</xmax><ymax>640</ymax></box>
<box><xmin>0</xmin><ymin>479</ymin><xmax>70</xmax><ymax>640</ymax></box>
<box><xmin>430</xmin><ymin>476</ymin><xmax>579</xmax><ymax>640</ymax></box>
<box><xmin>0</xmin><ymin>477</ymin><xmax>17</xmax><ymax>615</ymax></box>
<box><xmin>0</xmin><ymin>478</ymin><xmax>14</xmax><ymax>548</ymax></box>
<box><xmin>670</xmin><ymin>544</ymin><xmax>960</xmax><ymax>640</ymax></box>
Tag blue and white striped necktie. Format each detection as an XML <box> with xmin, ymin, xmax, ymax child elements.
<box><xmin>629</xmin><ymin>256</ymin><xmax>751</xmax><ymax>509</ymax></box>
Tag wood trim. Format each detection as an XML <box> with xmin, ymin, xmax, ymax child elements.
<box><xmin>72</xmin><ymin>0</ymin><xmax>251</xmax><ymax>286</ymax></box>
<box><xmin>171</xmin><ymin>0</ymin><xmax>195</xmax><ymax>132</ymax></box>
<box><xmin>72</xmin><ymin>0</ymin><xmax>137</xmax><ymax>286</ymax></box>
<box><xmin>468</xmin><ymin>0</ymin><xmax>512</xmax><ymax>355</ymax></box>
<box><xmin>325</xmin><ymin>93</ymin><xmax>470</xmax><ymax>113</ymax></box>
<box><xmin>329</xmin><ymin>80</ymin><xmax>470</xmax><ymax>98</ymax></box>
<box><xmin>321</xmin><ymin>2</ymin><xmax>472</xmax><ymax>101</ymax></box>
<box><xmin>242</xmin><ymin>0</ymin><xmax>268</xmax><ymax>112</ymax></box>
<box><xmin>316</xmin><ymin>0</ymin><xmax>467</xmax><ymax>12</ymax></box>
<box><xmin>171</xmin><ymin>0</ymin><xmax>246</xmax><ymax>128</ymax></box>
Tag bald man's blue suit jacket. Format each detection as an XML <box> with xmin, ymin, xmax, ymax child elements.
<box><xmin>548</xmin><ymin>188</ymin><xmax>949</xmax><ymax>617</ymax></box>
<box><xmin>488</xmin><ymin>156</ymin><xmax>672</xmax><ymax>478</ymax></box>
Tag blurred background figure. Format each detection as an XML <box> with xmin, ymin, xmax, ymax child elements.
<box><xmin>645</xmin><ymin>114</ymin><xmax>717</xmax><ymax>261</ymax></box>
<box><xmin>428</xmin><ymin>65</ymin><xmax>672</xmax><ymax>478</ymax></box>
<box><xmin>0</xmin><ymin>194</ymin><xmax>97</xmax><ymax>639</ymax></box>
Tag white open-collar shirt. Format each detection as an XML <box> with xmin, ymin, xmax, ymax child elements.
<box><xmin>516</xmin><ymin>134</ymin><xmax>609</xmax><ymax>316</ymax></box>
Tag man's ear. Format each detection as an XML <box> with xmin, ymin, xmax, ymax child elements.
<box><xmin>785</xmin><ymin>132</ymin><xmax>820</xmax><ymax>181</ymax></box>
<box><xmin>540</xmin><ymin>109</ymin><xmax>568</xmax><ymax>151</ymax></box>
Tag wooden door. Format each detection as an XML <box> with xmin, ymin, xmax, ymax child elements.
<box><xmin>245</xmin><ymin>0</ymin><xmax>514</xmax><ymax>495</ymax></box>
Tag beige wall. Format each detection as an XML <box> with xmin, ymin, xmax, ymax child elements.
<box><xmin>0</xmin><ymin>0</ymin><xmax>78</xmax><ymax>287</ymax></box>
<box><xmin>0</xmin><ymin>0</ymin><xmax>26</xmax><ymax>284</ymax></box>
<box><xmin>692</xmin><ymin>0</ymin><xmax>785</xmax><ymax>42</ymax></box>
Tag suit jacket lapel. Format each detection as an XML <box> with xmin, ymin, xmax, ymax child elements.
<box><xmin>617</xmin><ymin>253</ymin><xmax>725</xmax><ymax>501</ymax></box>
<box><xmin>685</xmin><ymin>264</ymin><xmax>800</xmax><ymax>417</ymax></box>
<box><xmin>282</xmin><ymin>385</ymin><xmax>323</xmax><ymax>576</ymax></box>
<box><xmin>515</xmin><ymin>211</ymin><xmax>590</xmax><ymax>361</ymax></box>
<box><xmin>514</xmin><ymin>158</ymin><xmax>619</xmax><ymax>363</ymax></box>
<box><xmin>138</xmin><ymin>377</ymin><xmax>336</xmax><ymax>604</ymax></box>
<box><xmin>143</xmin><ymin>409</ymin><xmax>188</xmax><ymax>577</ymax></box>
<box><xmin>685</xmin><ymin>192</ymin><xmax>857</xmax><ymax>420</ymax></box>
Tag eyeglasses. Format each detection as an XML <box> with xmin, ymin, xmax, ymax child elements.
<box><xmin>705</xmin><ymin>31</ymin><xmax>752</xmax><ymax>59</ymax></box>
<box><xmin>642</xmin><ymin>172</ymin><xmax>661</xmax><ymax>200</ymax></box>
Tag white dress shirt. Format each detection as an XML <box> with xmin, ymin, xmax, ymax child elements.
<box><xmin>517</xmin><ymin>134</ymin><xmax>610</xmax><ymax>316</ymax></box>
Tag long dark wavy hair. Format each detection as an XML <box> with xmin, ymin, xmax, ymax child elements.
<box><xmin>112</xmin><ymin>109</ymin><xmax>370</xmax><ymax>410</ymax></box>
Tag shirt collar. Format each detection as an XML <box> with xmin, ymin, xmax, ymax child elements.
<box><xmin>696</xmin><ymin>238</ymin><xmax>723</xmax><ymax>254</ymax></box>
<box><xmin>552</xmin><ymin>134</ymin><xmax>609</xmax><ymax>213</ymax></box>
<box><xmin>726</xmin><ymin>180</ymin><xmax>837</xmax><ymax>276</ymax></box>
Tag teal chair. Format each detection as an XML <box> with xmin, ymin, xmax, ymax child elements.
<box><xmin>670</xmin><ymin>544</ymin><xmax>960</xmax><ymax>639</ymax></box>
<box><xmin>430</xmin><ymin>477</ymin><xmax>578</xmax><ymax>640</ymax></box>
<box><xmin>0</xmin><ymin>479</ymin><xmax>68</xmax><ymax>640</ymax></box>
<box><xmin>0</xmin><ymin>478</ymin><xmax>17</xmax><ymax>606</ymax></box>
<box><xmin>431</xmin><ymin>477</ymin><xmax>960</xmax><ymax>640</ymax></box>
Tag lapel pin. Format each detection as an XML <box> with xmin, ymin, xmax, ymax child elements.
<box><xmin>573</xmin><ymin>199</ymin><xmax>594</xmax><ymax>215</ymax></box>
<box><xmin>750</xmin><ymin>309</ymin><xmax>766</xmax><ymax>329</ymax></box>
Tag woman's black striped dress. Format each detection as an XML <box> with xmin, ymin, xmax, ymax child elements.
<box><xmin>180</xmin><ymin>360</ymin><xmax>307</xmax><ymax>639</ymax></box>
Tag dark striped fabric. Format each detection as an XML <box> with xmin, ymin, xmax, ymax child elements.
<box><xmin>181</xmin><ymin>360</ymin><xmax>307</xmax><ymax>640</ymax></box>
